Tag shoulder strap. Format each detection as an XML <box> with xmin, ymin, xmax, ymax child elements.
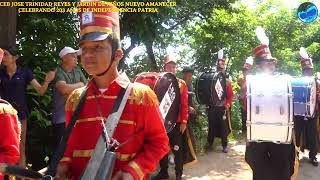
<box><xmin>81</xmin><ymin>83</ymin><xmax>133</xmax><ymax>180</ymax></box>
<box><xmin>105</xmin><ymin>83</ymin><xmax>133</xmax><ymax>140</ymax></box>
<box><xmin>47</xmin><ymin>88</ymin><xmax>88</xmax><ymax>176</ymax></box>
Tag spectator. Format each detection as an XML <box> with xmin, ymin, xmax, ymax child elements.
<box><xmin>0</xmin><ymin>46</ymin><xmax>55</xmax><ymax>168</ymax></box>
<box><xmin>51</xmin><ymin>47</ymin><xmax>87</xmax><ymax>152</ymax></box>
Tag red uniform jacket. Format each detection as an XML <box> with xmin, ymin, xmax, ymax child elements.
<box><xmin>177</xmin><ymin>78</ymin><xmax>189</xmax><ymax>124</ymax></box>
<box><xmin>60</xmin><ymin>74</ymin><xmax>169</xmax><ymax>180</ymax></box>
<box><xmin>0</xmin><ymin>102</ymin><xmax>20</xmax><ymax>180</ymax></box>
<box><xmin>224</xmin><ymin>80</ymin><xmax>234</xmax><ymax>108</ymax></box>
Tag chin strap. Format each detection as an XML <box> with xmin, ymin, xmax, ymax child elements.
<box><xmin>96</xmin><ymin>47</ymin><xmax>122</xmax><ymax>77</ymax></box>
<box><xmin>96</xmin><ymin>60</ymin><xmax>114</xmax><ymax>77</ymax></box>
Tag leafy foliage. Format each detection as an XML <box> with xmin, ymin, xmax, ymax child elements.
<box><xmin>11</xmin><ymin>0</ymin><xmax>320</xmax><ymax>167</ymax></box>
<box><xmin>174</xmin><ymin>0</ymin><xmax>320</xmax><ymax>149</ymax></box>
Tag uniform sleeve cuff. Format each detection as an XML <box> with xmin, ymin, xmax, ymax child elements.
<box><xmin>59</xmin><ymin>157</ymin><xmax>72</xmax><ymax>165</ymax></box>
<box><xmin>122</xmin><ymin>161</ymin><xmax>144</xmax><ymax>180</ymax></box>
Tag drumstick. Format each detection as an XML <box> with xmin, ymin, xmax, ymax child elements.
<box><xmin>0</xmin><ymin>163</ymin><xmax>44</xmax><ymax>179</ymax></box>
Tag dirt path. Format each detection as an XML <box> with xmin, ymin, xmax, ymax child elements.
<box><xmin>165</xmin><ymin>139</ymin><xmax>320</xmax><ymax>179</ymax></box>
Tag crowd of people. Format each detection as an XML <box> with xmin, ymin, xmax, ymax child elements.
<box><xmin>0</xmin><ymin>1</ymin><xmax>319</xmax><ymax>180</ymax></box>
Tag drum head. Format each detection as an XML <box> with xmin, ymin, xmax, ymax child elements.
<box><xmin>195</xmin><ymin>71</ymin><xmax>226</xmax><ymax>105</ymax></box>
<box><xmin>246</xmin><ymin>74</ymin><xmax>293</xmax><ymax>144</ymax></box>
<box><xmin>155</xmin><ymin>73</ymin><xmax>180</xmax><ymax>133</ymax></box>
<box><xmin>135</xmin><ymin>72</ymin><xmax>180</xmax><ymax>133</ymax></box>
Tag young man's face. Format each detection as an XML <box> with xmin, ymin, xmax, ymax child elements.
<box><xmin>302</xmin><ymin>68</ymin><xmax>313</xmax><ymax>76</ymax></box>
<box><xmin>218</xmin><ymin>60</ymin><xmax>225</xmax><ymax>70</ymax></box>
<box><xmin>183</xmin><ymin>72</ymin><xmax>193</xmax><ymax>82</ymax></box>
<box><xmin>243</xmin><ymin>63</ymin><xmax>252</xmax><ymax>72</ymax></box>
<box><xmin>257</xmin><ymin>60</ymin><xmax>276</xmax><ymax>74</ymax></box>
<box><xmin>242</xmin><ymin>67</ymin><xmax>249</xmax><ymax>75</ymax></box>
<box><xmin>80</xmin><ymin>39</ymin><xmax>113</xmax><ymax>76</ymax></box>
<box><xmin>164</xmin><ymin>62</ymin><xmax>177</xmax><ymax>74</ymax></box>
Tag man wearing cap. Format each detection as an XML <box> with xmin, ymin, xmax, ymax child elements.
<box><xmin>153</xmin><ymin>54</ymin><xmax>189</xmax><ymax>180</ymax></box>
<box><xmin>51</xmin><ymin>47</ymin><xmax>87</xmax><ymax>153</ymax></box>
<box><xmin>182</xmin><ymin>67</ymin><xmax>196</xmax><ymax>118</ymax></box>
<box><xmin>55</xmin><ymin>2</ymin><xmax>169</xmax><ymax>180</ymax></box>
<box><xmin>0</xmin><ymin>48</ymin><xmax>20</xmax><ymax>180</ymax></box>
<box><xmin>0</xmin><ymin>46</ymin><xmax>56</xmax><ymax>168</ymax></box>
<box><xmin>181</xmin><ymin>66</ymin><xmax>198</xmax><ymax>167</ymax></box>
<box><xmin>237</xmin><ymin>57</ymin><xmax>253</xmax><ymax>133</ymax></box>
<box><xmin>205</xmin><ymin>50</ymin><xmax>234</xmax><ymax>153</ymax></box>
<box><xmin>294</xmin><ymin>47</ymin><xmax>319</xmax><ymax>166</ymax></box>
<box><xmin>244</xmin><ymin>31</ymin><xmax>297</xmax><ymax>180</ymax></box>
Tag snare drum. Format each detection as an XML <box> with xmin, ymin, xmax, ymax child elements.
<box><xmin>195</xmin><ymin>71</ymin><xmax>226</xmax><ymax>106</ymax></box>
<box><xmin>291</xmin><ymin>76</ymin><xmax>317</xmax><ymax>118</ymax></box>
<box><xmin>134</xmin><ymin>72</ymin><xmax>180</xmax><ymax>133</ymax></box>
<box><xmin>246</xmin><ymin>74</ymin><xmax>293</xmax><ymax>144</ymax></box>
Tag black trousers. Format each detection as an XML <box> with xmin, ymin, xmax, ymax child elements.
<box><xmin>294</xmin><ymin>116</ymin><xmax>318</xmax><ymax>159</ymax></box>
<box><xmin>159</xmin><ymin>123</ymin><xmax>183</xmax><ymax>176</ymax></box>
<box><xmin>207</xmin><ymin>106</ymin><xmax>228</xmax><ymax>147</ymax></box>
<box><xmin>245</xmin><ymin>142</ymin><xmax>296</xmax><ymax>180</ymax></box>
<box><xmin>51</xmin><ymin>123</ymin><xmax>66</xmax><ymax>153</ymax></box>
<box><xmin>240</xmin><ymin>107</ymin><xmax>247</xmax><ymax>132</ymax></box>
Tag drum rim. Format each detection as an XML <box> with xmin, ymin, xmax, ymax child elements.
<box><xmin>291</xmin><ymin>76</ymin><xmax>317</xmax><ymax>117</ymax></box>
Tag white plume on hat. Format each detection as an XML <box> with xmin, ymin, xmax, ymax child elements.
<box><xmin>255</xmin><ymin>26</ymin><xmax>269</xmax><ymax>45</ymax></box>
<box><xmin>245</xmin><ymin>56</ymin><xmax>254</xmax><ymax>65</ymax></box>
<box><xmin>218</xmin><ymin>49</ymin><xmax>223</xmax><ymax>59</ymax></box>
<box><xmin>299</xmin><ymin>47</ymin><xmax>309</xmax><ymax>59</ymax></box>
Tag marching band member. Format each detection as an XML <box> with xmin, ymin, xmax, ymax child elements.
<box><xmin>237</xmin><ymin>57</ymin><xmax>253</xmax><ymax>133</ymax></box>
<box><xmin>55</xmin><ymin>1</ymin><xmax>169</xmax><ymax>179</ymax></box>
<box><xmin>205</xmin><ymin>49</ymin><xmax>233</xmax><ymax>153</ymax></box>
<box><xmin>182</xmin><ymin>67</ymin><xmax>196</xmax><ymax>121</ymax></box>
<box><xmin>153</xmin><ymin>54</ymin><xmax>189</xmax><ymax>180</ymax></box>
<box><xmin>244</xmin><ymin>27</ymin><xmax>298</xmax><ymax>180</ymax></box>
<box><xmin>0</xmin><ymin>48</ymin><xmax>20</xmax><ymax>180</ymax></box>
<box><xmin>294</xmin><ymin>47</ymin><xmax>318</xmax><ymax>166</ymax></box>
<box><xmin>181</xmin><ymin>67</ymin><xmax>198</xmax><ymax>167</ymax></box>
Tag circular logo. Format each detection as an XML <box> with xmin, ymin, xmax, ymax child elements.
<box><xmin>297</xmin><ymin>2</ymin><xmax>318</xmax><ymax>23</ymax></box>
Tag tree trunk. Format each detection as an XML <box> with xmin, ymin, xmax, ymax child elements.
<box><xmin>0</xmin><ymin>0</ymin><xmax>17</xmax><ymax>47</ymax></box>
<box><xmin>145</xmin><ymin>42</ymin><xmax>158</xmax><ymax>71</ymax></box>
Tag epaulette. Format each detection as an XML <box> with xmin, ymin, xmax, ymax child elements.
<box><xmin>0</xmin><ymin>99</ymin><xmax>20</xmax><ymax>140</ymax></box>
<box><xmin>177</xmin><ymin>78</ymin><xmax>187</xmax><ymax>94</ymax></box>
<box><xmin>65</xmin><ymin>86</ymin><xmax>87</xmax><ymax>112</ymax></box>
<box><xmin>0</xmin><ymin>99</ymin><xmax>18</xmax><ymax>116</ymax></box>
<box><xmin>130</xmin><ymin>82</ymin><xmax>159</xmax><ymax>106</ymax></box>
